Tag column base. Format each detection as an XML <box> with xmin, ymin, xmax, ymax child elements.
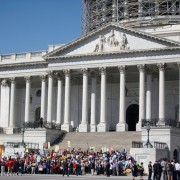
<box><xmin>79</xmin><ymin>123</ymin><xmax>90</xmax><ymax>132</ymax></box>
<box><xmin>61</xmin><ymin>123</ymin><xmax>72</xmax><ymax>132</ymax></box>
<box><xmin>97</xmin><ymin>123</ymin><xmax>109</xmax><ymax>132</ymax></box>
<box><xmin>90</xmin><ymin>124</ymin><xmax>97</xmax><ymax>132</ymax></box>
<box><xmin>116</xmin><ymin>123</ymin><xmax>128</xmax><ymax>132</ymax></box>
<box><xmin>6</xmin><ymin>127</ymin><xmax>18</xmax><ymax>134</ymax></box>
<box><xmin>136</xmin><ymin>122</ymin><xmax>142</xmax><ymax>131</ymax></box>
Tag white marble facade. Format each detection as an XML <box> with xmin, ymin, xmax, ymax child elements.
<box><xmin>0</xmin><ymin>23</ymin><xmax>180</xmax><ymax>133</ymax></box>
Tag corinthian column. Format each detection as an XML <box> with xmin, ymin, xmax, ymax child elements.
<box><xmin>61</xmin><ymin>70</ymin><xmax>72</xmax><ymax>132</ymax></box>
<box><xmin>79</xmin><ymin>68</ymin><xmax>90</xmax><ymax>132</ymax></box>
<box><xmin>40</xmin><ymin>75</ymin><xmax>47</xmax><ymax>120</ymax></box>
<box><xmin>24</xmin><ymin>76</ymin><xmax>31</xmax><ymax>123</ymax></box>
<box><xmin>146</xmin><ymin>72</ymin><xmax>152</xmax><ymax>120</ymax></box>
<box><xmin>116</xmin><ymin>66</ymin><xmax>127</xmax><ymax>131</ymax></box>
<box><xmin>157</xmin><ymin>63</ymin><xmax>166</xmax><ymax>125</ymax></box>
<box><xmin>55</xmin><ymin>72</ymin><xmax>63</xmax><ymax>125</ymax></box>
<box><xmin>97</xmin><ymin>67</ymin><xmax>109</xmax><ymax>132</ymax></box>
<box><xmin>90</xmin><ymin>71</ymin><xmax>97</xmax><ymax>132</ymax></box>
<box><xmin>9</xmin><ymin>77</ymin><xmax>16</xmax><ymax>127</ymax></box>
<box><xmin>136</xmin><ymin>65</ymin><xmax>145</xmax><ymax>131</ymax></box>
<box><xmin>47</xmin><ymin>71</ymin><xmax>53</xmax><ymax>123</ymax></box>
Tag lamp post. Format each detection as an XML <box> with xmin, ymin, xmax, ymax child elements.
<box><xmin>144</xmin><ymin>120</ymin><xmax>153</xmax><ymax>148</ymax></box>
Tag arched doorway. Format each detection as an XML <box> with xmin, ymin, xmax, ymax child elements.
<box><xmin>35</xmin><ymin>107</ymin><xmax>41</xmax><ymax>121</ymax></box>
<box><xmin>126</xmin><ymin>104</ymin><xmax>139</xmax><ymax>131</ymax></box>
<box><xmin>173</xmin><ymin>149</ymin><xmax>179</xmax><ymax>161</ymax></box>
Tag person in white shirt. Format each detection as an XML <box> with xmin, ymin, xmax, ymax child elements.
<box><xmin>175</xmin><ymin>161</ymin><xmax>180</xmax><ymax>180</ymax></box>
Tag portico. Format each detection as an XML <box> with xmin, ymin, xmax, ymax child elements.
<box><xmin>0</xmin><ymin>24</ymin><xmax>179</xmax><ymax>135</ymax></box>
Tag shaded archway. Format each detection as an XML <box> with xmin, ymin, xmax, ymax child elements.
<box><xmin>173</xmin><ymin>149</ymin><xmax>179</xmax><ymax>161</ymax></box>
<box><xmin>35</xmin><ymin>107</ymin><xmax>41</xmax><ymax>122</ymax></box>
<box><xmin>126</xmin><ymin>104</ymin><xmax>139</xmax><ymax>131</ymax></box>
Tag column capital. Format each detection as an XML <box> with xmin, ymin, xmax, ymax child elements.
<box><xmin>81</xmin><ymin>68</ymin><xmax>88</xmax><ymax>75</ymax></box>
<box><xmin>9</xmin><ymin>77</ymin><xmax>16</xmax><ymax>83</ymax></box>
<box><xmin>54</xmin><ymin>72</ymin><xmax>64</xmax><ymax>80</ymax></box>
<box><xmin>1</xmin><ymin>79</ymin><xmax>9</xmax><ymax>87</ymax></box>
<box><xmin>157</xmin><ymin>63</ymin><xmax>166</xmax><ymax>71</ymax></box>
<box><xmin>99</xmin><ymin>67</ymin><xmax>106</xmax><ymax>75</ymax></box>
<box><xmin>137</xmin><ymin>64</ymin><xmax>146</xmax><ymax>72</ymax></box>
<box><xmin>90</xmin><ymin>70</ymin><xmax>99</xmax><ymax>78</ymax></box>
<box><xmin>63</xmin><ymin>69</ymin><xmax>71</xmax><ymax>77</ymax></box>
<box><xmin>40</xmin><ymin>75</ymin><xmax>47</xmax><ymax>82</ymax></box>
<box><xmin>24</xmin><ymin>76</ymin><xmax>31</xmax><ymax>82</ymax></box>
<box><xmin>47</xmin><ymin>71</ymin><xmax>54</xmax><ymax>78</ymax></box>
<box><xmin>118</xmin><ymin>65</ymin><xmax>126</xmax><ymax>73</ymax></box>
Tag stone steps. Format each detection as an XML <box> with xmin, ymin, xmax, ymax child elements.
<box><xmin>54</xmin><ymin>132</ymin><xmax>142</xmax><ymax>153</ymax></box>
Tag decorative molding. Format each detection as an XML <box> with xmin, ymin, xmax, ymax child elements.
<box><xmin>157</xmin><ymin>63</ymin><xmax>166</xmax><ymax>71</ymax></box>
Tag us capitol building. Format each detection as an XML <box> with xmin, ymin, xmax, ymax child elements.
<box><xmin>0</xmin><ymin>0</ymin><xmax>180</xmax><ymax>161</ymax></box>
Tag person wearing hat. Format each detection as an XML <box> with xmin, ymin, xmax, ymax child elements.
<box><xmin>148</xmin><ymin>161</ymin><xmax>152</xmax><ymax>180</ymax></box>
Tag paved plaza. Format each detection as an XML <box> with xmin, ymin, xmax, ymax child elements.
<box><xmin>0</xmin><ymin>174</ymin><xmax>148</xmax><ymax>180</ymax></box>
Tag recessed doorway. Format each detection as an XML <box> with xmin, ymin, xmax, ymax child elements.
<box><xmin>126</xmin><ymin>104</ymin><xmax>139</xmax><ymax>131</ymax></box>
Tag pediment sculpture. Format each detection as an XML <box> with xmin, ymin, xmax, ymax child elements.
<box><xmin>94</xmin><ymin>30</ymin><xmax>129</xmax><ymax>53</ymax></box>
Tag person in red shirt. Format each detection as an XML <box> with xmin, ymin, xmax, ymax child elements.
<box><xmin>6</xmin><ymin>156</ymin><xmax>14</xmax><ymax>174</ymax></box>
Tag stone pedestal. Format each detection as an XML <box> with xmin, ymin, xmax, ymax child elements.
<box><xmin>136</xmin><ymin>123</ymin><xmax>142</xmax><ymax>131</ymax></box>
<box><xmin>79</xmin><ymin>123</ymin><xmax>90</xmax><ymax>132</ymax></box>
<box><xmin>90</xmin><ymin>124</ymin><xmax>97</xmax><ymax>132</ymax></box>
<box><xmin>130</xmin><ymin>148</ymin><xmax>169</xmax><ymax>174</ymax></box>
<box><xmin>97</xmin><ymin>123</ymin><xmax>109</xmax><ymax>132</ymax></box>
<box><xmin>116</xmin><ymin>123</ymin><xmax>128</xmax><ymax>132</ymax></box>
<box><xmin>6</xmin><ymin>127</ymin><xmax>14</xmax><ymax>134</ymax></box>
<box><xmin>61</xmin><ymin>123</ymin><xmax>72</xmax><ymax>132</ymax></box>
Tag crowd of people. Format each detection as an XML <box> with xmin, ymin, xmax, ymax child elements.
<box><xmin>0</xmin><ymin>148</ymin><xmax>180</xmax><ymax>180</ymax></box>
<box><xmin>0</xmin><ymin>148</ymin><xmax>135</xmax><ymax>177</ymax></box>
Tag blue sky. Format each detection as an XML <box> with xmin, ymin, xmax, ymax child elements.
<box><xmin>0</xmin><ymin>0</ymin><xmax>82</xmax><ymax>54</ymax></box>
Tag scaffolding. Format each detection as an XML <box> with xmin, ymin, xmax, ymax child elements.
<box><xmin>82</xmin><ymin>0</ymin><xmax>180</xmax><ymax>34</ymax></box>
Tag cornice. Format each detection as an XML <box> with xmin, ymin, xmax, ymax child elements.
<box><xmin>45</xmin><ymin>46</ymin><xmax>180</xmax><ymax>60</ymax></box>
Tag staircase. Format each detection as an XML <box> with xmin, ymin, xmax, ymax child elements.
<box><xmin>53</xmin><ymin>132</ymin><xmax>141</xmax><ymax>153</ymax></box>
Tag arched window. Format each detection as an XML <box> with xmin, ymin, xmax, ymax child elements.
<box><xmin>35</xmin><ymin>107</ymin><xmax>41</xmax><ymax>122</ymax></box>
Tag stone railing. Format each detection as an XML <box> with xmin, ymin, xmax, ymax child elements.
<box><xmin>0</xmin><ymin>51</ymin><xmax>47</xmax><ymax>62</ymax></box>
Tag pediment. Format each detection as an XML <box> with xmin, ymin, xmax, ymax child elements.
<box><xmin>45</xmin><ymin>23</ymin><xmax>179</xmax><ymax>59</ymax></box>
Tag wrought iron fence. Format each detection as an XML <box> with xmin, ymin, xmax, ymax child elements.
<box><xmin>132</xmin><ymin>141</ymin><xmax>143</xmax><ymax>148</ymax></box>
<box><xmin>142</xmin><ymin>118</ymin><xmax>180</xmax><ymax>128</ymax></box>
